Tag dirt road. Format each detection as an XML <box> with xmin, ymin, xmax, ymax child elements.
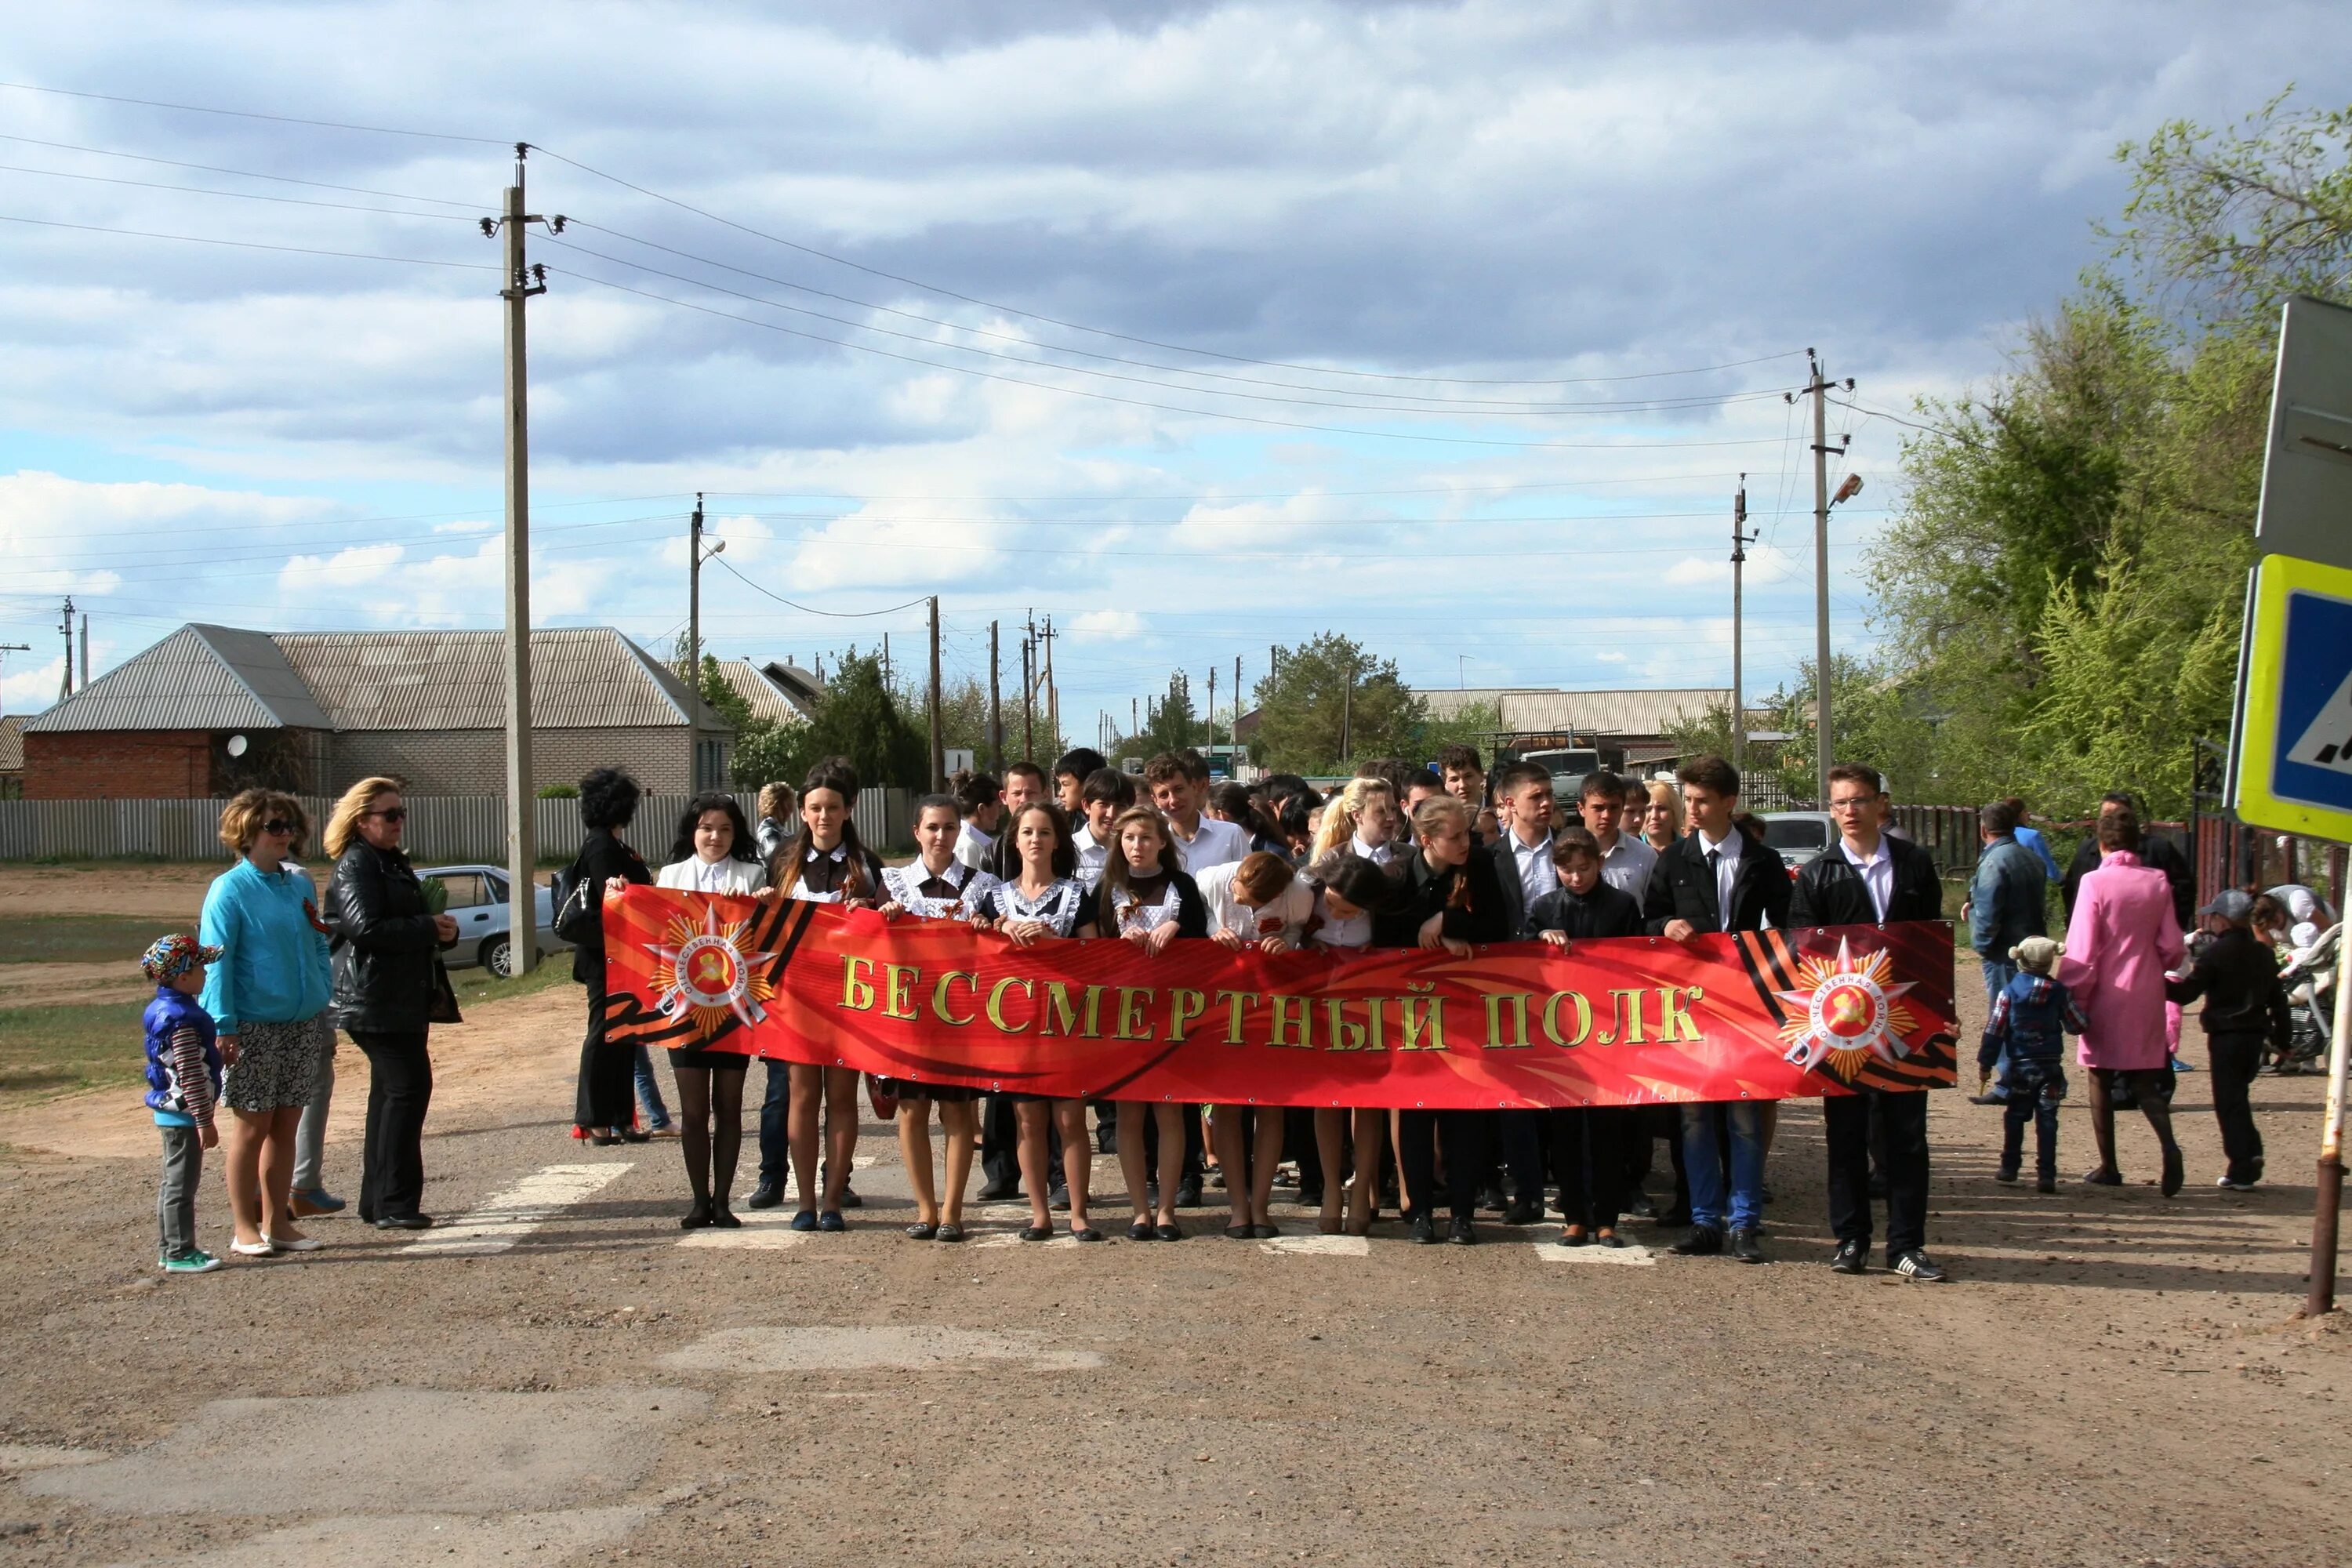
<box><xmin>0</xmin><ymin>954</ymin><xmax>2344</xmax><ymax>1565</ymax></box>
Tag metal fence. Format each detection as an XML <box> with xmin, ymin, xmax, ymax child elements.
<box><xmin>1889</xmin><ymin>804</ymin><xmax>1984</xmax><ymax>875</ymax></box>
<box><xmin>0</xmin><ymin>789</ymin><xmax>917</xmax><ymax>863</ymax></box>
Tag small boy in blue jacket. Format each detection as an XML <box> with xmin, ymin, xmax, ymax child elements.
<box><xmin>143</xmin><ymin>934</ymin><xmax>226</xmax><ymax>1274</ymax></box>
<box><xmin>1980</xmin><ymin>936</ymin><xmax>2086</xmax><ymax>1193</ymax></box>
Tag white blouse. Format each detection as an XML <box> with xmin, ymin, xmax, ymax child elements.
<box><xmin>656</xmin><ymin>856</ymin><xmax>770</xmax><ymax>895</ymax></box>
<box><xmin>1196</xmin><ymin>861</ymin><xmax>1315</xmax><ymax>945</ymax></box>
<box><xmin>1106</xmin><ymin>875</ymin><xmax>1186</xmax><ymax>938</ymax></box>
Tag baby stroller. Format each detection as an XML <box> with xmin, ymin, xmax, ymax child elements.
<box><xmin>2272</xmin><ymin>920</ymin><xmax>2341</xmax><ymax>1074</ymax></box>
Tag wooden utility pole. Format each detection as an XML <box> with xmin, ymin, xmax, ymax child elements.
<box><xmin>1021</xmin><ymin>611</ymin><xmax>1036</xmax><ymax>761</ymax></box>
<box><xmin>685</xmin><ymin>494</ymin><xmax>723</xmax><ymax>791</ymax></box>
<box><xmin>1039</xmin><ymin>615</ymin><xmax>1058</xmax><ymax>753</ymax></box>
<box><xmin>1730</xmin><ymin>474</ymin><xmax>1753</xmax><ymax>777</ymax></box>
<box><xmin>927</xmin><ymin>595</ymin><xmax>946</xmax><ymax>791</ymax></box>
<box><xmin>491</xmin><ymin>147</ymin><xmax>560</xmax><ymax>978</ymax></box>
<box><xmin>987</xmin><ymin>619</ymin><xmax>1003</xmax><ymax>772</ymax></box>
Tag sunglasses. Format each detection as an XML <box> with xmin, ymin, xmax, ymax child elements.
<box><xmin>368</xmin><ymin>808</ymin><xmax>408</xmax><ymax>823</ymax></box>
<box><xmin>260</xmin><ymin>819</ymin><xmax>296</xmax><ymax>836</ymax></box>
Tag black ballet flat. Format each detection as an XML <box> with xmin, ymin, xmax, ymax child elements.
<box><xmin>1224</xmin><ymin>1225</ymin><xmax>1254</xmax><ymax>1240</ymax></box>
<box><xmin>1595</xmin><ymin>1232</ymin><xmax>1627</xmax><ymax>1248</ymax></box>
<box><xmin>1020</xmin><ymin>1225</ymin><xmax>1054</xmax><ymax>1242</ymax></box>
<box><xmin>1071</xmin><ymin>1226</ymin><xmax>1105</xmax><ymax>1243</ymax></box>
<box><xmin>904</xmin><ymin>1222</ymin><xmax>938</xmax><ymax>1240</ymax></box>
<box><xmin>681</xmin><ymin>1200</ymin><xmax>713</xmax><ymax>1229</ymax></box>
<box><xmin>1154</xmin><ymin>1222</ymin><xmax>1185</xmax><ymax>1242</ymax></box>
<box><xmin>1127</xmin><ymin>1221</ymin><xmax>1155</xmax><ymax>1241</ymax></box>
<box><xmin>710</xmin><ymin>1204</ymin><xmax>741</xmax><ymax>1229</ymax></box>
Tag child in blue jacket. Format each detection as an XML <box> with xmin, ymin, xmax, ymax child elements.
<box><xmin>143</xmin><ymin>935</ymin><xmax>226</xmax><ymax>1273</ymax></box>
<box><xmin>1981</xmin><ymin>936</ymin><xmax>2087</xmax><ymax>1193</ymax></box>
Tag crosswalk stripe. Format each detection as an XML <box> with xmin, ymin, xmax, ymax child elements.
<box><xmin>403</xmin><ymin>1163</ymin><xmax>632</xmax><ymax>1256</ymax></box>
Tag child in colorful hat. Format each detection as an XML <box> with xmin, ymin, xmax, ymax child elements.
<box><xmin>142</xmin><ymin>934</ymin><xmax>227</xmax><ymax>1273</ymax></box>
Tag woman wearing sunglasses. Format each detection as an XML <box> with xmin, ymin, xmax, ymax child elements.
<box><xmin>323</xmin><ymin>778</ymin><xmax>460</xmax><ymax>1231</ymax></box>
<box><xmin>200</xmin><ymin>789</ymin><xmax>337</xmax><ymax>1259</ymax></box>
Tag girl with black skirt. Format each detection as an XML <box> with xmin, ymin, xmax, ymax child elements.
<box><xmin>1094</xmin><ymin>805</ymin><xmax>1207</xmax><ymax>1240</ymax></box>
<box><xmin>876</xmin><ymin>794</ymin><xmax>1001</xmax><ymax>1241</ymax></box>
<box><xmin>770</xmin><ymin>760</ymin><xmax>887</xmax><ymax>1232</ymax></box>
<box><xmin>653</xmin><ymin>792</ymin><xmax>769</xmax><ymax>1229</ymax></box>
<box><xmin>969</xmin><ymin>801</ymin><xmax>1100</xmax><ymax>1241</ymax></box>
<box><xmin>1374</xmin><ymin>793</ymin><xmax>1512</xmax><ymax>1244</ymax></box>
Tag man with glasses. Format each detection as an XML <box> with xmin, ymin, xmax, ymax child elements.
<box><xmin>1789</xmin><ymin>763</ymin><xmax>1948</xmax><ymax>1282</ymax></box>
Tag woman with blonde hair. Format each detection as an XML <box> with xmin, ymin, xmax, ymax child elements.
<box><xmin>201</xmin><ymin>789</ymin><xmax>336</xmax><ymax>1258</ymax></box>
<box><xmin>1639</xmin><ymin>779</ymin><xmax>1683</xmax><ymax>854</ymax></box>
<box><xmin>1308</xmin><ymin>776</ymin><xmax>1402</xmax><ymax>865</ymax></box>
<box><xmin>322</xmin><ymin>776</ymin><xmax>459</xmax><ymax>1230</ymax></box>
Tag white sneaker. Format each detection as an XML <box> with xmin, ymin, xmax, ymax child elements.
<box><xmin>228</xmin><ymin>1239</ymin><xmax>278</xmax><ymax>1258</ymax></box>
<box><xmin>265</xmin><ymin>1234</ymin><xmax>324</xmax><ymax>1252</ymax></box>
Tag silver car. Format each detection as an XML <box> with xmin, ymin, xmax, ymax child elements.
<box><xmin>417</xmin><ymin>864</ymin><xmax>568</xmax><ymax>977</ymax></box>
<box><xmin>1759</xmin><ymin>811</ymin><xmax>1837</xmax><ymax>877</ymax></box>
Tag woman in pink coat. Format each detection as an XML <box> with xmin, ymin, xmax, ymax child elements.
<box><xmin>2056</xmin><ymin>811</ymin><xmax>2187</xmax><ymax>1194</ymax></box>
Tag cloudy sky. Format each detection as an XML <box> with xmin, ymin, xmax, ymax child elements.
<box><xmin>0</xmin><ymin>2</ymin><xmax>2343</xmax><ymax>742</ymax></box>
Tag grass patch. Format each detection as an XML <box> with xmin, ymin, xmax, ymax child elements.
<box><xmin>0</xmin><ymin>998</ymin><xmax>151</xmax><ymax>1107</ymax></box>
<box><xmin>0</xmin><ymin>915</ymin><xmax>196</xmax><ymax>966</ymax></box>
<box><xmin>449</xmin><ymin>954</ymin><xmax>575</xmax><ymax>1010</ymax></box>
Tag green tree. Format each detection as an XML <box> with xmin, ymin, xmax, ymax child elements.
<box><xmin>1414</xmin><ymin>701</ymin><xmax>1503</xmax><ymax>764</ymax></box>
<box><xmin>797</xmin><ymin>647</ymin><xmax>927</xmax><ymax>791</ymax></box>
<box><xmin>1248</xmin><ymin>633</ymin><xmax>1423</xmax><ymax>774</ymax></box>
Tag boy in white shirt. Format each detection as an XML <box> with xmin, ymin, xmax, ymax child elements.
<box><xmin>1145</xmin><ymin>751</ymin><xmax>1247</xmax><ymax>874</ymax></box>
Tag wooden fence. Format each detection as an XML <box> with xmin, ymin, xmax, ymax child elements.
<box><xmin>0</xmin><ymin>789</ymin><xmax>916</xmax><ymax>863</ymax></box>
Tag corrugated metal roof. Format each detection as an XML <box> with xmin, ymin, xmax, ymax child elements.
<box><xmin>1419</xmin><ymin>687</ymin><xmax>1523</xmax><ymax>721</ymax></box>
<box><xmin>0</xmin><ymin>715</ymin><xmax>23</xmax><ymax>771</ymax></box>
<box><xmin>713</xmin><ymin>659</ymin><xmax>811</xmax><ymax>726</ymax></box>
<box><xmin>280</xmin><ymin>627</ymin><xmax>697</xmax><ymax>729</ymax></box>
<box><xmin>757</xmin><ymin>660</ymin><xmax>826</xmax><ymax>720</ymax></box>
<box><xmin>1499</xmin><ymin>688</ymin><xmax>1729</xmax><ymax>737</ymax></box>
<box><xmin>26</xmin><ymin>623</ymin><xmax>327</xmax><ymax>733</ymax></box>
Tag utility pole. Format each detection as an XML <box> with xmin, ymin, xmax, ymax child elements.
<box><xmin>1039</xmin><ymin>615</ymin><xmax>1058</xmax><ymax>754</ymax></box>
<box><xmin>987</xmin><ymin>619</ymin><xmax>1003</xmax><ymax>773</ymax></box>
<box><xmin>1131</xmin><ymin>695</ymin><xmax>1138</xmax><ymax>742</ymax></box>
<box><xmin>927</xmin><ymin>595</ymin><xmax>946</xmax><ymax>791</ymax></box>
<box><xmin>56</xmin><ymin>596</ymin><xmax>74</xmax><ymax>699</ymax></box>
<box><xmin>1792</xmin><ymin>350</ymin><xmax>1852</xmax><ymax>806</ymax></box>
<box><xmin>78</xmin><ymin>615</ymin><xmax>88</xmax><ymax>694</ymax></box>
<box><xmin>1730</xmin><ymin>474</ymin><xmax>1755</xmax><ymax>778</ymax></box>
<box><xmin>1234</xmin><ymin>654</ymin><xmax>1243</xmax><ymax>776</ymax></box>
<box><xmin>487</xmin><ymin>143</ymin><xmax>561</xmax><ymax>977</ymax></box>
<box><xmin>684</xmin><ymin>494</ymin><xmax>725</xmax><ymax>791</ymax></box>
<box><xmin>1339</xmin><ymin>656</ymin><xmax>1356</xmax><ymax>766</ymax></box>
<box><xmin>1021</xmin><ymin>611</ymin><xmax>1036</xmax><ymax>762</ymax></box>
<box><xmin>881</xmin><ymin>633</ymin><xmax>891</xmax><ymax>688</ymax></box>
<box><xmin>1207</xmin><ymin>664</ymin><xmax>1217</xmax><ymax>773</ymax></box>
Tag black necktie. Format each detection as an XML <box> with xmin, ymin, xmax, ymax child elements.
<box><xmin>1706</xmin><ymin>848</ymin><xmax>1722</xmax><ymax>920</ymax></box>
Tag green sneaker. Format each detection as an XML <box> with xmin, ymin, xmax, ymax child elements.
<box><xmin>160</xmin><ymin>1250</ymin><xmax>223</xmax><ymax>1275</ymax></box>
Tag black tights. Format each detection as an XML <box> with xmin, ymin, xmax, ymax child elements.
<box><xmin>675</xmin><ymin>1065</ymin><xmax>746</xmax><ymax>1207</ymax></box>
<box><xmin>2086</xmin><ymin>1066</ymin><xmax>2177</xmax><ymax>1176</ymax></box>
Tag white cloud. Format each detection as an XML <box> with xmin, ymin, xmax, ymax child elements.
<box><xmin>280</xmin><ymin>543</ymin><xmax>405</xmax><ymax>594</ymax></box>
<box><xmin>1071</xmin><ymin>609</ymin><xmax>1146</xmax><ymax>639</ymax></box>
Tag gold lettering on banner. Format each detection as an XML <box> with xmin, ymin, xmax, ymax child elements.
<box><xmin>985</xmin><ymin>977</ymin><xmax>1035</xmax><ymax>1034</ymax></box>
<box><xmin>1113</xmin><ymin>987</ymin><xmax>1155</xmax><ymax>1041</ymax></box>
<box><xmin>1541</xmin><ymin>990</ymin><xmax>1594</xmax><ymax>1047</ymax></box>
<box><xmin>1267</xmin><ymin>994</ymin><xmax>1313</xmax><ymax>1050</ymax></box>
<box><xmin>1483</xmin><ymin>993</ymin><xmax>1533</xmax><ymax>1049</ymax></box>
<box><xmin>931</xmin><ymin>971</ymin><xmax>977</xmax><ymax>1027</ymax></box>
<box><xmin>1654</xmin><ymin>985</ymin><xmax>1701</xmax><ymax>1042</ymax></box>
<box><xmin>1609</xmin><ymin>988</ymin><xmax>1650</xmax><ymax>1045</ymax></box>
<box><xmin>1213</xmin><ymin>989</ymin><xmax>1261</xmax><ymax>1045</ymax></box>
<box><xmin>1167</xmin><ymin>989</ymin><xmax>1207</xmax><ymax>1042</ymax></box>
<box><xmin>1323</xmin><ymin>998</ymin><xmax>1385</xmax><ymax>1052</ymax></box>
<box><xmin>1040</xmin><ymin>982</ymin><xmax>1105</xmax><ymax>1040</ymax></box>
<box><xmin>1396</xmin><ymin>996</ymin><xmax>1446</xmax><ymax>1051</ymax></box>
<box><xmin>882</xmin><ymin>963</ymin><xmax>920</xmax><ymax>1021</ymax></box>
<box><xmin>840</xmin><ymin>956</ymin><xmax>877</xmax><ymax>1011</ymax></box>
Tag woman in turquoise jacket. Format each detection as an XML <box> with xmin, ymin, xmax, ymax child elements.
<box><xmin>201</xmin><ymin>789</ymin><xmax>334</xmax><ymax>1259</ymax></box>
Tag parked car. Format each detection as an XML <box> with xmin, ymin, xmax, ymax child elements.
<box><xmin>416</xmin><ymin>864</ymin><xmax>568</xmax><ymax>978</ymax></box>
<box><xmin>1759</xmin><ymin>811</ymin><xmax>1836</xmax><ymax>877</ymax></box>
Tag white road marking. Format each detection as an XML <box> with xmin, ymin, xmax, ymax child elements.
<box><xmin>679</xmin><ymin>1200</ymin><xmax>814</xmax><ymax>1250</ymax></box>
<box><xmin>402</xmin><ymin>1163</ymin><xmax>632</xmax><ymax>1256</ymax></box>
<box><xmin>1261</xmin><ymin>1234</ymin><xmax>1371</xmax><ymax>1257</ymax></box>
<box><xmin>972</xmin><ymin>1230</ymin><xmax>1086</xmax><ymax>1249</ymax></box>
<box><xmin>1534</xmin><ymin>1240</ymin><xmax>1657</xmax><ymax>1266</ymax></box>
<box><xmin>662</xmin><ymin>1325</ymin><xmax>1102</xmax><ymax>1371</ymax></box>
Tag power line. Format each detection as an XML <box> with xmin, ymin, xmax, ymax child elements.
<box><xmin>532</xmin><ymin>144</ymin><xmax>1802</xmax><ymax>390</ymax></box>
<box><xmin>707</xmin><ymin>554</ymin><xmax>931</xmax><ymax>618</ymax></box>
<box><xmin>0</xmin><ymin>211</ymin><xmax>498</xmax><ymax>270</ymax></box>
<box><xmin>0</xmin><ymin>161</ymin><xmax>485</xmax><ymax>221</ymax></box>
<box><xmin>0</xmin><ymin>80</ymin><xmax>510</xmax><ymax>144</ymax></box>
<box><xmin>558</xmin><ymin>267</ymin><xmax>1795</xmax><ymax>452</ymax></box>
<box><xmin>0</xmin><ymin>131</ymin><xmax>484</xmax><ymax>209</ymax></box>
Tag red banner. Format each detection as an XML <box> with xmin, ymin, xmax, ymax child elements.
<box><xmin>601</xmin><ymin>889</ymin><xmax>1958</xmax><ymax>1109</ymax></box>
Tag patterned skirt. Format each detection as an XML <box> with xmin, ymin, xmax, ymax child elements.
<box><xmin>223</xmin><ymin>1012</ymin><xmax>332</xmax><ymax>1112</ymax></box>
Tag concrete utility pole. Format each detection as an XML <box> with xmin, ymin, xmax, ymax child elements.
<box><xmin>56</xmin><ymin>596</ymin><xmax>74</xmax><ymax>699</ymax></box>
<box><xmin>1021</xmin><ymin>612</ymin><xmax>1036</xmax><ymax>762</ymax></box>
<box><xmin>1339</xmin><ymin>656</ymin><xmax>1356</xmax><ymax>766</ymax></box>
<box><xmin>1234</xmin><ymin>655</ymin><xmax>1243</xmax><ymax>770</ymax></box>
<box><xmin>78</xmin><ymin>615</ymin><xmax>88</xmax><ymax>694</ymax></box>
<box><xmin>684</xmin><ymin>494</ymin><xmax>724</xmax><ymax>791</ymax></box>
<box><xmin>987</xmin><ymin>619</ymin><xmax>1003</xmax><ymax>773</ymax></box>
<box><xmin>1793</xmin><ymin>350</ymin><xmax>1853</xmax><ymax>806</ymax></box>
<box><xmin>1207</xmin><ymin>664</ymin><xmax>1217</xmax><ymax>771</ymax></box>
<box><xmin>927</xmin><ymin>595</ymin><xmax>946</xmax><ymax>791</ymax></box>
<box><xmin>1039</xmin><ymin>615</ymin><xmax>1058</xmax><ymax>754</ymax></box>
<box><xmin>487</xmin><ymin>144</ymin><xmax>563</xmax><ymax>977</ymax></box>
<box><xmin>1730</xmin><ymin>474</ymin><xmax>1754</xmax><ymax>777</ymax></box>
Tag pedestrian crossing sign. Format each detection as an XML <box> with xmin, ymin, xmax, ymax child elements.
<box><xmin>2234</xmin><ymin>551</ymin><xmax>2352</xmax><ymax>841</ymax></box>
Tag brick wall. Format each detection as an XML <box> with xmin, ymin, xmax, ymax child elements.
<box><xmin>24</xmin><ymin>731</ymin><xmax>212</xmax><ymax>800</ymax></box>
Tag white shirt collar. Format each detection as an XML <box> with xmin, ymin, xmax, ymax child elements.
<box><xmin>805</xmin><ymin>842</ymin><xmax>848</xmax><ymax>864</ymax></box>
<box><xmin>918</xmin><ymin>858</ymin><xmax>969</xmax><ymax>887</ymax></box>
<box><xmin>1840</xmin><ymin>835</ymin><xmax>1886</xmax><ymax>869</ymax></box>
<box><xmin>1698</xmin><ymin>828</ymin><xmax>1741</xmax><ymax>858</ymax></box>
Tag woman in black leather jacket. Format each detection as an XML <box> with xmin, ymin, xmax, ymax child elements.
<box><xmin>322</xmin><ymin>776</ymin><xmax>458</xmax><ymax>1230</ymax></box>
<box><xmin>572</xmin><ymin>768</ymin><xmax>654</xmax><ymax>1144</ymax></box>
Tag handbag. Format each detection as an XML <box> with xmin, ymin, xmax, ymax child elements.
<box><xmin>551</xmin><ymin>858</ymin><xmax>602</xmax><ymax>947</ymax></box>
<box><xmin>426</xmin><ymin>959</ymin><xmax>463</xmax><ymax>1025</ymax></box>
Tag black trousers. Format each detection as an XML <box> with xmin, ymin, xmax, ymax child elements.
<box><xmin>351</xmin><ymin>1028</ymin><xmax>433</xmax><ymax>1221</ymax></box>
<box><xmin>1825</xmin><ymin>1088</ymin><xmax>1928</xmax><ymax>1258</ymax></box>
<box><xmin>2207</xmin><ymin>1032</ymin><xmax>2266</xmax><ymax>1181</ymax></box>
<box><xmin>1553</xmin><ymin>1107</ymin><xmax>1631</xmax><ymax>1229</ymax></box>
<box><xmin>981</xmin><ymin>1092</ymin><xmax>1021</xmax><ymax>1187</ymax></box>
<box><xmin>1497</xmin><ymin>1109</ymin><xmax>1551</xmax><ymax>1205</ymax></box>
<box><xmin>574</xmin><ymin>974</ymin><xmax>635</xmax><ymax>1131</ymax></box>
<box><xmin>1398</xmin><ymin>1109</ymin><xmax>1486</xmax><ymax>1219</ymax></box>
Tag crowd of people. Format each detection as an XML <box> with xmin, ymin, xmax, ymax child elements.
<box><xmin>137</xmin><ymin>741</ymin><xmax>2321</xmax><ymax>1279</ymax></box>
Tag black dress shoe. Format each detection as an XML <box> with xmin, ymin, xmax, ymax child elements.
<box><xmin>1668</xmin><ymin>1225</ymin><xmax>1722</xmax><ymax>1256</ymax></box>
<box><xmin>1656</xmin><ymin>1205</ymin><xmax>1692</xmax><ymax>1229</ymax></box>
<box><xmin>1728</xmin><ymin>1227</ymin><xmax>1766</xmax><ymax>1264</ymax></box>
<box><xmin>1477</xmin><ymin>1185</ymin><xmax>1509</xmax><ymax>1215</ymax></box>
<box><xmin>976</xmin><ymin>1178</ymin><xmax>1022</xmax><ymax>1202</ymax></box>
<box><xmin>1830</xmin><ymin>1237</ymin><xmax>1868</xmax><ymax>1275</ymax></box>
<box><xmin>373</xmin><ymin>1214</ymin><xmax>433</xmax><ymax>1231</ymax></box>
<box><xmin>1174</xmin><ymin>1176</ymin><xmax>1203</xmax><ymax>1208</ymax></box>
<box><xmin>1410</xmin><ymin>1213</ymin><xmax>1438</xmax><ymax>1245</ymax></box>
<box><xmin>1448</xmin><ymin>1214</ymin><xmax>1478</xmax><ymax>1246</ymax></box>
<box><xmin>746</xmin><ymin>1183</ymin><xmax>784</xmax><ymax>1210</ymax></box>
<box><xmin>1503</xmin><ymin>1200</ymin><xmax>1542</xmax><ymax>1226</ymax></box>
<box><xmin>838</xmin><ymin>1185</ymin><xmax>863</xmax><ymax>1209</ymax></box>
<box><xmin>1623</xmin><ymin>1194</ymin><xmax>1657</xmax><ymax>1219</ymax></box>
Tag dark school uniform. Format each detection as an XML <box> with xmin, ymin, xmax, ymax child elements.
<box><xmin>871</xmin><ymin>859</ymin><xmax>1002</xmax><ymax>1103</ymax></box>
<box><xmin>1522</xmin><ymin>880</ymin><xmax>1646</xmax><ymax>1229</ymax></box>
<box><xmin>2165</xmin><ymin>925</ymin><xmax>2292</xmax><ymax>1185</ymax></box>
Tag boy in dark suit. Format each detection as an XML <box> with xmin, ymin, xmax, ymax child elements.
<box><xmin>1788</xmin><ymin>762</ymin><xmax>1947</xmax><ymax>1283</ymax></box>
<box><xmin>1642</xmin><ymin>755</ymin><xmax>1789</xmax><ymax>1262</ymax></box>
<box><xmin>1528</xmin><ymin>826</ymin><xmax>1646</xmax><ymax>1243</ymax></box>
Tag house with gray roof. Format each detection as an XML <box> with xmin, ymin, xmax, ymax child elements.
<box><xmin>22</xmin><ymin>623</ymin><xmax>736</xmax><ymax>800</ymax></box>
